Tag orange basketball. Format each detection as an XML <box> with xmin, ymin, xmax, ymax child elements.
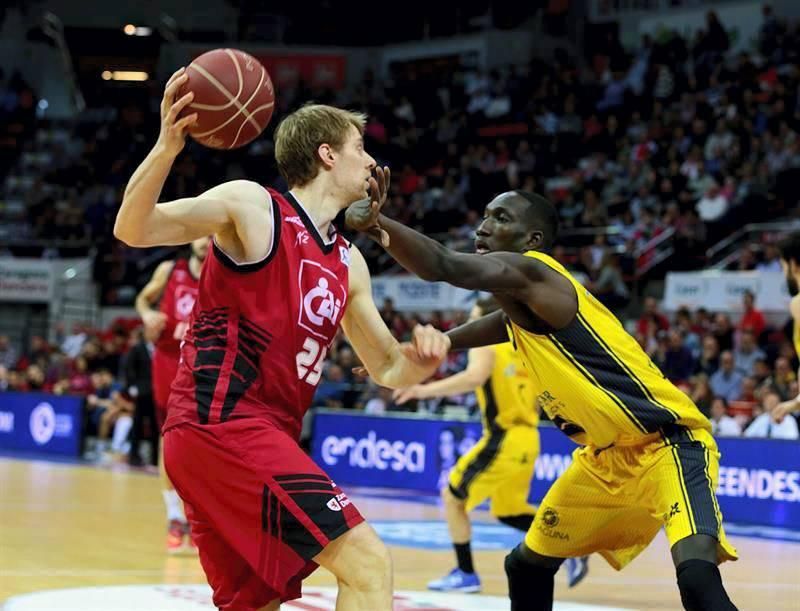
<box><xmin>178</xmin><ymin>48</ymin><xmax>275</xmax><ymax>150</ymax></box>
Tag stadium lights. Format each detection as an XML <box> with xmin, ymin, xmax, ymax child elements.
<box><xmin>101</xmin><ymin>70</ymin><xmax>149</xmax><ymax>81</ymax></box>
<box><xmin>123</xmin><ymin>24</ymin><xmax>152</xmax><ymax>36</ymax></box>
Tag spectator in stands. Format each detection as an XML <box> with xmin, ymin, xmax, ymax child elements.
<box><xmin>675</xmin><ymin>308</ymin><xmax>701</xmax><ymax>357</ymax></box>
<box><xmin>25</xmin><ymin>364</ymin><xmax>46</xmax><ymax>392</ymax></box>
<box><xmin>0</xmin><ymin>335</ymin><xmax>18</xmax><ymax>369</ymax></box>
<box><xmin>591</xmin><ymin>253</ymin><xmax>629</xmax><ymax>310</ymax></box>
<box><xmin>756</xmin><ymin>243</ymin><xmax>782</xmax><ymax>272</ymax></box>
<box><xmin>364</xmin><ymin>386</ymin><xmax>395</xmax><ymax>415</ymax></box>
<box><xmin>690</xmin><ymin>373</ymin><xmax>713</xmax><ymax>417</ymax></box>
<box><xmin>712</xmin><ymin>313</ymin><xmax>735</xmax><ymax>352</ymax></box>
<box><xmin>744</xmin><ymin>390</ymin><xmax>800</xmax><ymax>439</ymax></box>
<box><xmin>710</xmin><ymin>351</ymin><xmax>743</xmax><ymax>402</ymax></box>
<box><xmin>763</xmin><ymin>356</ymin><xmax>796</xmax><ymax>400</ymax></box>
<box><xmin>636</xmin><ymin>296</ymin><xmax>669</xmax><ymax>337</ymax></box>
<box><xmin>662</xmin><ymin>329</ymin><xmax>696</xmax><ymax>383</ymax></box>
<box><xmin>733</xmin><ymin>330</ymin><xmax>767</xmax><ymax>377</ymax></box>
<box><xmin>0</xmin><ymin>364</ymin><xmax>8</xmax><ymax>392</ymax></box>
<box><xmin>709</xmin><ymin>396</ymin><xmax>742</xmax><ymax>437</ymax></box>
<box><xmin>696</xmin><ymin>334</ymin><xmax>721</xmax><ymax>376</ymax></box>
<box><xmin>753</xmin><ymin>358</ymin><xmax>772</xmax><ymax>388</ymax></box>
<box><xmin>736</xmin><ymin>290</ymin><xmax>766</xmax><ymax>338</ymax></box>
<box><xmin>315</xmin><ymin>364</ymin><xmax>350</xmax><ymax>409</ymax></box>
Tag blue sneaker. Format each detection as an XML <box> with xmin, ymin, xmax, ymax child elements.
<box><xmin>427</xmin><ymin>567</ymin><xmax>482</xmax><ymax>593</ymax></box>
<box><xmin>565</xmin><ymin>555</ymin><xmax>589</xmax><ymax>588</ymax></box>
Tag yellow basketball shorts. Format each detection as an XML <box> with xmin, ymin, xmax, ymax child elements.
<box><xmin>448</xmin><ymin>425</ymin><xmax>539</xmax><ymax>517</ymax></box>
<box><xmin>524</xmin><ymin>426</ymin><xmax>738</xmax><ymax>570</ymax></box>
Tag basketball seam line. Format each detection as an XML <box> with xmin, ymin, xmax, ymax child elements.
<box><xmin>187</xmin><ymin>49</ymin><xmax>244</xmax><ymax>112</ymax></box>
<box><xmin>189</xmin><ymin>54</ymin><xmax>264</xmax><ymax>139</ymax></box>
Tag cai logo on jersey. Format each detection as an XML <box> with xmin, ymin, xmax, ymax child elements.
<box><xmin>297</xmin><ymin>259</ymin><xmax>347</xmax><ymax>340</ymax></box>
<box><xmin>174</xmin><ymin>286</ymin><xmax>198</xmax><ymax>320</ymax></box>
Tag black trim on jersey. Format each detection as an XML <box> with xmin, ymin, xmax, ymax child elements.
<box><xmin>550</xmin><ymin>316</ymin><xmax>678</xmax><ymax>433</ymax></box>
<box><xmin>284</xmin><ymin>191</ymin><xmax>336</xmax><ymax>255</ymax></box>
<box><xmin>481</xmin><ymin>378</ymin><xmax>500</xmax><ymax>431</ymax></box>
<box><xmin>191</xmin><ymin>307</ymin><xmax>230</xmax><ymax>424</ymax></box>
<box><xmin>211</xmin><ymin>198</ymin><xmax>282</xmax><ymax>273</ymax></box>
<box><xmin>671</xmin><ymin>444</ymin><xmax>720</xmax><ymax>537</ymax></box>
<box><xmin>274</xmin><ymin>473</ymin><xmax>331</xmax><ymax>483</ymax></box>
<box><xmin>261</xmin><ymin>485</ymin><xmax>325</xmax><ymax>561</ymax></box>
<box><xmin>547</xmin><ymin>333</ymin><xmax>648</xmax><ymax>434</ymax></box>
<box><xmin>576</xmin><ymin>313</ymin><xmax>679</xmax><ymax>421</ymax></box>
<box><xmin>453</xmin><ymin>429</ymin><xmax>505</xmax><ymax>498</ymax></box>
<box><xmin>219</xmin><ymin>315</ymin><xmax>273</xmax><ymax>422</ymax></box>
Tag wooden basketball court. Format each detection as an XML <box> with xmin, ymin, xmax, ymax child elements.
<box><xmin>1</xmin><ymin>457</ymin><xmax>797</xmax><ymax>609</ymax></box>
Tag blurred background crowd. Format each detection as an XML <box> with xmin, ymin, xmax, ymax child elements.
<box><xmin>2</xmin><ymin>0</ymin><xmax>800</xmax><ymax>464</ymax></box>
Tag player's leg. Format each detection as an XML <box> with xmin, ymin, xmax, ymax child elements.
<box><xmin>152</xmin><ymin>351</ymin><xmax>188</xmax><ymax>553</ymax></box>
<box><xmin>505</xmin><ymin>542</ymin><xmax>563</xmax><ymax>611</ymax></box>
<box><xmin>430</xmin><ymin>431</ymin><xmax>503</xmax><ymax>592</ymax></box>
<box><xmin>313</xmin><ymin>521</ymin><xmax>393</xmax><ymax>611</ymax></box>
<box><xmin>650</xmin><ymin>428</ymin><xmax>738</xmax><ymax>610</ymax></box>
<box><xmin>491</xmin><ymin>426</ymin><xmax>539</xmax><ymax>532</ymax></box>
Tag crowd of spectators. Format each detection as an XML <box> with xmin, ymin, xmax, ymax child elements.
<box><xmin>3</xmin><ymin>6</ymin><xmax>800</xmax><ymax>460</ymax></box>
<box><xmin>2</xmin><ymin>6</ymin><xmax>800</xmax><ymax>302</ymax></box>
<box><xmin>1</xmin><ymin>282</ymin><xmax>799</xmax><ymax>468</ymax></box>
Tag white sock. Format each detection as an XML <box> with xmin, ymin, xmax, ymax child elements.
<box><xmin>111</xmin><ymin>416</ymin><xmax>133</xmax><ymax>453</ymax></box>
<box><xmin>163</xmin><ymin>489</ymin><xmax>186</xmax><ymax>523</ymax></box>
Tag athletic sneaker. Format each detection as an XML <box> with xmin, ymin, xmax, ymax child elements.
<box><xmin>166</xmin><ymin>519</ymin><xmax>187</xmax><ymax>554</ymax></box>
<box><xmin>565</xmin><ymin>555</ymin><xmax>589</xmax><ymax>588</ymax></box>
<box><xmin>427</xmin><ymin>568</ymin><xmax>482</xmax><ymax>593</ymax></box>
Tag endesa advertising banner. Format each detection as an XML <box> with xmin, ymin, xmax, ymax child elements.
<box><xmin>0</xmin><ymin>392</ymin><xmax>82</xmax><ymax>457</ymax></box>
<box><xmin>312</xmin><ymin>411</ymin><xmax>800</xmax><ymax>529</ymax></box>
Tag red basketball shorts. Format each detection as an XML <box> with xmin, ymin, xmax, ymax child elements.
<box><xmin>151</xmin><ymin>349</ymin><xmax>179</xmax><ymax>429</ymax></box>
<box><xmin>163</xmin><ymin>418</ymin><xmax>364</xmax><ymax>610</ymax></box>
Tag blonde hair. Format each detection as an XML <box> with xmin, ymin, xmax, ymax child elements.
<box><xmin>274</xmin><ymin>104</ymin><xmax>367</xmax><ymax>187</ymax></box>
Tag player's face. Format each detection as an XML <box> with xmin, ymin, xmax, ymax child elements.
<box><xmin>191</xmin><ymin>236</ymin><xmax>210</xmax><ymax>262</ymax></box>
<box><xmin>475</xmin><ymin>194</ymin><xmax>540</xmax><ymax>255</ymax></box>
<box><xmin>333</xmin><ymin>125</ymin><xmax>376</xmax><ymax>205</ymax></box>
<box><xmin>780</xmin><ymin>258</ymin><xmax>799</xmax><ymax>296</ymax></box>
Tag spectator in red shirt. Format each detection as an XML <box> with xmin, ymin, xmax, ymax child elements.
<box><xmin>636</xmin><ymin>296</ymin><xmax>670</xmax><ymax>337</ymax></box>
<box><xmin>737</xmin><ymin>290</ymin><xmax>766</xmax><ymax>339</ymax></box>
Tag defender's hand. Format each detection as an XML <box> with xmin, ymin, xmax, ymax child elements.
<box><xmin>157</xmin><ymin>67</ymin><xmax>198</xmax><ymax>157</ymax></box>
<box><xmin>346</xmin><ymin>166</ymin><xmax>392</xmax><ymax>246</ymax></box>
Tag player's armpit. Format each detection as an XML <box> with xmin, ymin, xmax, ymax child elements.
<box><xmin>446</xmin><ymin>310</ymin><xmax>508</xmax><ymax>351</ymax></box>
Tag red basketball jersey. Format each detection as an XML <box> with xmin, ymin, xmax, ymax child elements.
<box><xmin>164</xmin><ymin>189</ymin><xmax>351</xmax><ymax>440</ymax></box>
<box><xmin>155</xmin><ymin>258</ymin><xmax>200</xmax><ymax>357</ymax></box>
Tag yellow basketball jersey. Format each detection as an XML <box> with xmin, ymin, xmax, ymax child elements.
<box><xmin>793</xmin><ymin>304</ymin><xmax>800</xmax><ymax>357</ymax></box>
<box><xmin>475</xmin><ymin>342</ymin><xmax>539</xmax><ymax>431</ymax></box>
<box><xmin>507</xmin><ymin>251</ymin><xmax>710</xmax><ymax>448</ymax></box>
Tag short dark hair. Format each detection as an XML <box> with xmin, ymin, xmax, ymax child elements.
<box><xmin>777</xmin><ymin>233</ymin><xmax>800</xmax><ymax>265</ymax></box>
<box><xmin>514</xmin><ymin>190</ymin><xmax>559</xmax><ymax>250</ymax></box>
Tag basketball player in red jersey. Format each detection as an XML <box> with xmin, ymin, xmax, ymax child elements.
<box><xmin>135</xmin><ymin>236</ymin><xmax>207</xmax><ymax>554</ymax></box>
<box><xmin>114</xmin><ymin>67</ymin><xmax>449</xmax><ymax>611</ymax></box>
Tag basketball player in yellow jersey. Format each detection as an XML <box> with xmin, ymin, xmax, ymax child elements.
<box><xmin>774</xmin><ymin>233</ymin><xmax>800</xmax><ymax>423</ymax></box>
<box><xmin>346</xmin><ymin>171</ymin><xmax>738</xmax><ymax>611</ymax></box>
<box><xmin>394</xmin><ymin>298</ymin><xmax>550</xmax><ymax>593</ymax></box>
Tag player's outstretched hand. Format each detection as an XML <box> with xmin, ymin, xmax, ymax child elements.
<box><xmin>399</xmin><ymin>324</ymin><xmax>451</xmax><ymax>366</ymax></box>
<box><xmin>157</xmin><ymin>67</ymin><xmax>198</xmax><ymax>157</ymax></box>
<box><xmin>393</xmin><ymin>385</ymin><xmax>422</xmax><ymax>405</ymax></box>
<box><xmin>345</xmin><ymin>166</ymin><xmax>392</xmax><ymax>247</ymax></box>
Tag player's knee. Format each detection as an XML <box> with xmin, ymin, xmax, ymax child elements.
<box><xmin>337</xmin><ymin>525</ymin><xmax>392</xmax><ymax>592</ymax></box>
<box><xmin>443</xmin><ymin>484</ymin><xmax>465</xmax><ymax>506</ymax></box>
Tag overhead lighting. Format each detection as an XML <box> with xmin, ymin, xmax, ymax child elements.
<box><xmin>123</xmin><ymin>24</ymin><xmax>152</xmax><ymax>36</ymax></box>
<box><xmin>101</xmin><ymin>70</ymin><xmax>149</xmax><ymax>81</ymax></box>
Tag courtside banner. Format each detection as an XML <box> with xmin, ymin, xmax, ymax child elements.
<box><xmin>0</xmin><ymin>392</ymin><xmax>82</xmax><ymax>456</ymax></box>
<box><xmin>312</xmin><ymin>411</ymin><xmax>800</xmax><ymax>528</ymax></box>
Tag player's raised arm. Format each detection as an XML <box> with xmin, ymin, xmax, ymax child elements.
<box><xmin>113</xmin><ymin>68</ymin><xmax>270</xmax><ymax>256</ymax></box>
<box><xmin>394</xmin><ymin>345</ymin><xmax>495</xmax><ymax>404</ymax></box>
<box><xmin>340</xmin><ymin>245</ymin><xmax>450</xmax><ymax>389</ymax></box>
